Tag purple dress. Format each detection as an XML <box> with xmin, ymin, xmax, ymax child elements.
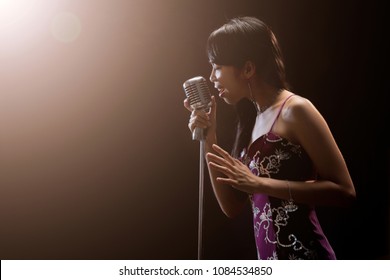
<box><xmin>239</xmin><ymin>95</ymin><xmax>336</xmax><ymax>260</ymax></box>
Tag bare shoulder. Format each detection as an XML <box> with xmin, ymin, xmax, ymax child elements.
<box><xmin>277</xmin><ymin>93</ymin><xmax>329</xmax><ymax>144</ymax></box>
<box><xmin>282</xmin><ymin>94</ymin><xmax>323</xmax><ymax>125</ymax></box>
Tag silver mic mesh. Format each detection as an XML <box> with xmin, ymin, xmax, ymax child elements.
<box><xmin>183</xmin><ymin>76</ymin><xmax>212</xmax><ymax>111</ymax></box>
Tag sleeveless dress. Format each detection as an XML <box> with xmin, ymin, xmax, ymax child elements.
<box><xmin>239</xmin><ymin>95</ymin><xmax>336</xmax><ymax>260</ymax></box>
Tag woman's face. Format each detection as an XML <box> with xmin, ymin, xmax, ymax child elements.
<box><xmin>209</xmin><ymin>63</ymin><xmax>247</xmax><ymax>105</ymax></box>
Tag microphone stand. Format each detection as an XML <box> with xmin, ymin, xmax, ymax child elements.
<box><xmin>198</xmin><ymin>139</ymin><xmax>205</xmax><ymax>260</ymax></box>
<box><xmin>193</xmin><ymin>128</ymin><xmax>205</xmax><ymax>260</ymax></box>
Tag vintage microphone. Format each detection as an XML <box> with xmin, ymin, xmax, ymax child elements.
<box><xmin>182</xmin><ymin>76</ymin><xmax>212</xmax><ymax>260</ymax></box>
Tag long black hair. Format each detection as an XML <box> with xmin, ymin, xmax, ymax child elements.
<box><xmin>207</xmin><ymin>16</ymin><xmax>289</xmax><ymax>157</ymax></box>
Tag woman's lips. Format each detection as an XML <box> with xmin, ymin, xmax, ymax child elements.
<box><xmin>218</xmin><ymin>88</ymin><xmax>226</xmax><ymax>98</ymax></box>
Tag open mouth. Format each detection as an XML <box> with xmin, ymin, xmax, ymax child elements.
<box><xmin>217</xmin><ymin>87</ymin><xmax>226</xmax><ymax>98</ymax></box>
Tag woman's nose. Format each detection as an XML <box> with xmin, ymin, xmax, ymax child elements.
<box><xmin>209</xmin><ymin>68</ymin><xmax>216</xmax><ymax>83</ymax></box>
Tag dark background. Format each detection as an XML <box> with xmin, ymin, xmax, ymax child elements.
<box><xmin>0</xmin><ymin>0</ymin><xmax>388</xmax><ymax>260</ymax></box>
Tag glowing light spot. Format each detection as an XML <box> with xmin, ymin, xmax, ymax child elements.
<box><xmin>0</xmin><ymin>0</ymin><xmax>35</xmax><ymax>28</ymax></box>
<box><xmin>51</xmin><ymin>12</ymin><xmax>82</xmax><ymax>43</ymax></box>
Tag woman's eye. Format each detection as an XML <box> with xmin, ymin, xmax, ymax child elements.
<box><xmin>211</xmin><ymin>64</ymin><xmax>221</xmax><ymax>70</ymax></box>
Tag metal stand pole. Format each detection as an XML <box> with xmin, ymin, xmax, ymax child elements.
<box><xmin>198</xmin><ymin>139</ymin><xmax>205</xmax><ymax>260</ymax></box>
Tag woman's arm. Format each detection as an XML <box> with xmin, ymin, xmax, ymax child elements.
<box><xmin>206</xmin><ymin>96</ymin><xmax>356</xmax><ymax>207</ymax></box>
<box><xmin>279</xmin><ymin>96</ymin><xmax>356</xmax><ymax>206</ymax></box>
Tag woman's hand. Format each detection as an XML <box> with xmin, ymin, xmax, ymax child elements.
<box><xmin>206</xmin><ymin>144</ymin><xmax>261</xmax><ymax>194</ymax></box>
<box><xmin>184</xmin><ymin>95</ymin><xmax>217</xmax><ymax>142</ymax></box>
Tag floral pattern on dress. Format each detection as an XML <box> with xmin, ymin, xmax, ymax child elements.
<box><xmin>250</xmin><ymin>197</ymin><xmax>316</xmax><ymax>260</ymax></box>
<box><xmin>243</xmin><ymin>133</ymin><xmax>321</xmax><ymax>260</ymax></box>
<box><xmin>245</xmin><ymin>134</ymin><xmax>302</xmax><ymax>179</ymax></box>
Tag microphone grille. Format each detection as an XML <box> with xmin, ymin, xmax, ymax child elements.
<box><xmin>183</xmin><ymin>76</ymin><xmax>211</xmax><ymax>110</ymax></box>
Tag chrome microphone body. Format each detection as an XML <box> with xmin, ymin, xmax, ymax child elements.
<box><xmin>183</xmin><ymin>76</ymin><xmax>212</xmax><ymax>141</ymax></box>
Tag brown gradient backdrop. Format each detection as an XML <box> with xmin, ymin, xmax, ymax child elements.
<box><xmin>0</xmin><ymin>0</ymin><xmax>388</xmax><ymax>259</ymax></box>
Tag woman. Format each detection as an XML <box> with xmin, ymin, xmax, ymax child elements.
<box><xmin>184</xmin><ymin>16</ymin><xmax>355</xmax><ymax>260</ymax></box>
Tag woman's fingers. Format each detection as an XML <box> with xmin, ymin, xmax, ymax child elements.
<box><xmin>208</xmin><ymin>162</ymin><xmax>238</xmax><ymax>186</ymax></box>
<box><xmin>208</xmin><ymin>162</ymin><xmax>234</xmax><ymax>177</ymax></box>
<box><xmin>183</xmin><ymin>98</ymin><xmax>192</xmax><ymax>111</ymax></box>
<box><xmin>188</xmin><ymin>110</ymin><xmax>211</xmax><ymax>131</ymax></box>
<box><xmin>211</xmin><ymin>144</ymin><xmax>235</xmax><ymax>164</ymax></box>
<box><xmin>216</xmin><ymin>177</ymin><xmax>237</xmax><ymax>185</ymax></box>
<box><xmin>207</xmin><ymin>151</ymin><xmax>236</xmax><ymax>179</ymax></box>
<box><xmin>208</xmin><ymin>95</ymin><xmax>217</xmax><ymax>116</ymax></box>
<box><xmin>206</xmin><ymin>152</ymin><xmax>234</xmax><ymax>169</ymax></box>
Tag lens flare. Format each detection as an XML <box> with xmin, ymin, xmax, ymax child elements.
<box><xmin>51</xmin><ymin>11</ymin><xmax>82</xmax><ymax>43</ymax></box>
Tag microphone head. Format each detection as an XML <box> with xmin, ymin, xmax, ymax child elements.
<box><xmin>183</xmin><ymin>76</ymin><xmax>212</xmax><ymax>111</ymax></box>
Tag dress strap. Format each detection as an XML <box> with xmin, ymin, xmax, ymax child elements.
<box><xmin>269</xmin><ymin>94</ymin><xmax>295</xmax><ymax>133</ymax></box>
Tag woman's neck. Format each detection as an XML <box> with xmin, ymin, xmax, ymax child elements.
<box><xmin>251</xmin><ymin>83</ymin><xmax>285</xmax><ymax>114</ymax></box>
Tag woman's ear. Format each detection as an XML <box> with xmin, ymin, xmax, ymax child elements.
<box><xmin>242</xmin><ymin>60</ymin><xmax>256</xmax><ymax>79</ymax></box>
